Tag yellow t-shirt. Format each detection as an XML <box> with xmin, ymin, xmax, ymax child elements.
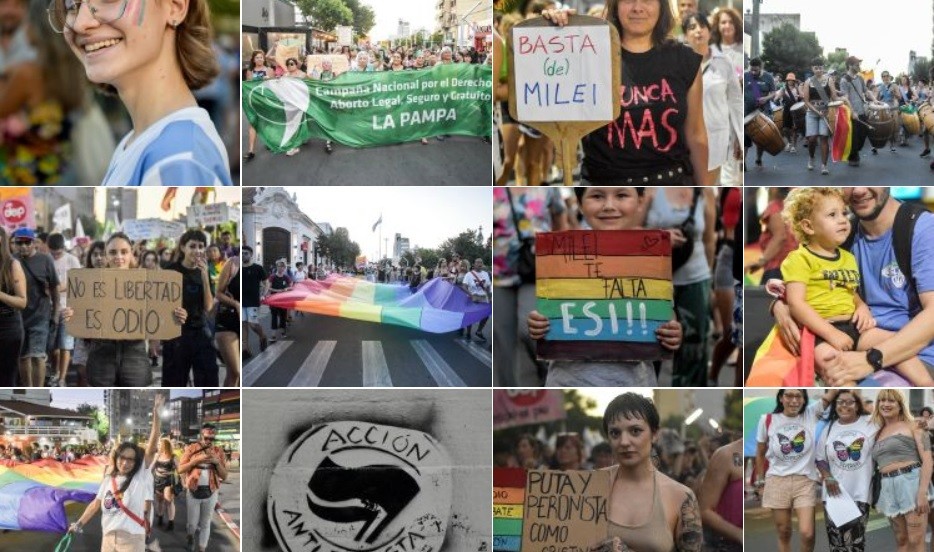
<box><xmin>781</xmin><ymin>245</ymin><xmax>860</xmax><ymax>319</ymax></box>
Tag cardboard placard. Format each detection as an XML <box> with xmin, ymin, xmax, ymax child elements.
<box><xmin>122</xmin><ymin>219</ymin><xmax>186</xmax><ymax>241</ymax></box>
<box><xmin>305</xmin><ymin>54</ymin><xmax>350</xmax><ymax>76</ymax></box>
<box><xmin>521</xmin><ymin>469</ymin><xmax>609</xmax><ymax>552</ymax></box>
<box><xmin>494</xmin><ymin>468</ymin><xmax>527</xmax><ymax>552</ymax></box>
<box><xmin>535</xmin><ymin>230</ymin><xmax>673</xmax><ymax>361</ymax></box>
<box><xmin>508</xmin><ymin>16</ymin><xmax>621</xmax><ymax>185</ymax></box>
<box><xmin>66</xmin><ymin>269</ymin><xmax>182</xmax><ymax>341</ymax></box>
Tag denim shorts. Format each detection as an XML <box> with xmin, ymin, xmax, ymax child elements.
<box><xmin>877</xmin><ymin>465</ymin><xmax>934</xmax><ymax>517</ymax></box>
<box><xmin>55</xmin><ymin>320</ymin><xmax>74</xmax><ymax>351</ymax></box>
<box><xmin>21</xmin><ymin>321</ymin><xmax>50</xmax><ymax>359</ymax></box>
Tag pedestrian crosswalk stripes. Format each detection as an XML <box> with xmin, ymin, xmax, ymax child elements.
<box><xmin>362</xmin><ymin>341</ymin><xmax>393</xmax><ymax>387</ymax></box>
<box><xmin>243</xmin><ymin>336</ymin><xmax>489</xmax><ymax>387</ymax></box>
<box><xmin>455</xmin><ymin>338</ymin><xmax>492</xmax><ymax>368</ymax></box>
<box><xmin>243</xmin><ymin>341</ymin><xmax>294</xmax><ymax>386</ymax></box>
<box><xmin>410</xmin><ymin>339</ymin><xmax>467</xmax><ymax>387</ymax></box>
<box><xmin>288</xmin><ymin>340</ymin><xmax>338</xmax><ymax>387</ymax></box>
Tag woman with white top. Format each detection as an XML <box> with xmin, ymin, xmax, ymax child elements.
<box><xmin>755</xmin><ymin>389</ymin><xmax>833</xmax><ymax>552</ymax></box>
<box><xmin>815</xmin><ymin>389</ymin><xmax>876</xmax><ymax>552</ymax></box>
<box><xmin>69</xmin><ymin>394</ymin><xmax>165</xmax><ymax>551</ymax></box>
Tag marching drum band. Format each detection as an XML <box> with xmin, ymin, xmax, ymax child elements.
<box><xmin>744</xmin><ymin>56</ymin><xmax>934</xmax><ymax>174</ymax></box>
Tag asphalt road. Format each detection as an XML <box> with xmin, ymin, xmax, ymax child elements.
<box><xmin>745</xmin><ymin>131</ymin><xmax>934</xmax><ymax>184</ymax></box>
<box><xmin>242</xmin><ymin>309</ymin><xmax>492</xmax><ymax>387</ymax></box>
<box><xmin>241</xmin><ymin>121</ymin><xmax>492</xmax><ymax>185</ymax></box>
<box><xmin>0</xmin><ymin>468</ymin><xmax>240</xmax><ymax>551</ymax></box>
<box><xmin>745</xmin><ymin>499</ymin><xmax>895</xmax><ymax>551</ymax></box>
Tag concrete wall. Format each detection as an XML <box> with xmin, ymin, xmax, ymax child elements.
<box><xmin>243</xmin><ymin>389</ymin><xmax>492</xmax><ymax>552</ymax></box>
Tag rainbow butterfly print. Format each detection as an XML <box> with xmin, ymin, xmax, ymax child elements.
<box><xmin>778</xmin><ymin>431</ymin><xmax>806</xmax><ymax>454</ymax></box>
<box><xmin>833</xmin><ymin>437</ymin><xmax>865</xmax><ymax>462</ymax></box>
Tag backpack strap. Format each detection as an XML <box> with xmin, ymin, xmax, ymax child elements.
<box><xmin>893</xmin><ymin>202</ymin><xmax>926</xmax><ymax>317</ymax></box>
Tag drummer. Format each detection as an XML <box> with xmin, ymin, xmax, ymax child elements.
<box><xmin>895</xmin><ymin>73</ymin><xmax>915</xmax><ymax>147</ymax></box>
<box><xmin>779</xmin><ymin>73</ymin><xmax>802</xmax><ymax>154</ymax></box>
<box><xmin>801</xmin><ymin>56</ymin><xmax>841</xmax><ymax>175</ymax></box>
<box><xmin>875</xmin><ymin>71</ymin><xmax>899</xmax><ymax>153</ymax></box>
<box><xmin>744</xmin><ymin>57</ymin><xmax>778</xmax><ymax>169</ymax></box>
<box><xmin>839</xmin><ymin>56</ymin><xmax>873</xmax><ymax>167</ymax></box>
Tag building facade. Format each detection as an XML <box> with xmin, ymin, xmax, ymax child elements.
<box><xmin>0</xmin><ymin>401</ymin><xmax>95</xmax><ymax>448</ymax></box>
<box><xmin>104</xmin><ymin>390</ymin><xmax>170</xmax><ymax>442</ymax></box>
<box><xmin>436</xmin><ymin>0</ymin><xmax>493</xmax><ymax>49</ymax></box>
<box><xmin>202</xmin><ymin>390</ymin><xmax>240</xmax><ymax>452</ymax></box>
<box><xmin>167</xmin><ymin>397</ymin><xmax>202</xmax><ymax>442</ymax></box>
<box><xmin>243</xmin><ymin>187</ymin><xmax>325</xmax><ymax>273</ymax></box>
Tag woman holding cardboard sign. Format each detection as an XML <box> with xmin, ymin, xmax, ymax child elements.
<box><xmin>588</xmin><ymin>392</ymin><xmax>702</xmax><ymax>552</ymax></box>
<box><xmin>527</xmin><ymin>187</ymin><xmax>683</xmax><ymax>386</ymax></box>
<box><xmin>62</xmin><ymin>233</ymin><xmax>188</xmax><ymax>386</ymax></box>
<box><xmin>542</xmin><ymin>0</ymin><xmax>710</xmax><ymax>186</ymax></box>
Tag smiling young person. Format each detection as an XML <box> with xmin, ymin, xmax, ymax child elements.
<box><xmin>47</xmin><ymin>0</ymin><xmax>232</xmax><ymax>185</ymax></box>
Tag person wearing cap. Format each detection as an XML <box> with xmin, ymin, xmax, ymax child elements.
<box><xmin>802</xmin><ymin>56</ymin><xmax>841</xmax><ymax>175</ymax></box>
<box><xmin>779</xmin><ymin>73</ymin><xmax>802</xmax><ymax>153</ymax></box>
<box><xmin>178</xmin><ymin>422</ymin><xmax>228</xmax><ymax>552</ymax></box>
<box><xmin>840</xmin><ymin>56</ymin><xmax>874</xmax><ymax>167</ymax></box>
<box><xmin>12</xmin><ymin>227</ymin><xmax>58</xmax><ymax>387</ymax></box>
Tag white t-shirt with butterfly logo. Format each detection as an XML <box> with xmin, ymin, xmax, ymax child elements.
<box><xmin>816</xmin><ymin>415</ymin><xmax>878</xmax><ymax>503</ymax></box>
<box><xmin>756</xmin><ymin>401</ymin><xmax>823</xmax><ymax>481</ymax></box>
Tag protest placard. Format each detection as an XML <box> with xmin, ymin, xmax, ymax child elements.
<box><xmin>187</xmin><ymin>203</ymin><xmax>230</xmax><ymax>227</ymax></box>
<box><xmin>306</xmin><ymin>54</ymin><xmax>350</xmax><ymax>76</ymax></box>
<box><xmin>508</xmin><ymin>16</ymin><xmax>620</xmax><ymax>185</ymax></box>
<box><xmin>0</xmin><ymin>188</ymin><xmax>34</xmax><ymax>233</ymax></box>
<box><xmin>535</xmin><ymin>230</ymin><xmax>673</xmax><ymax>361</ymax></box>
<box><xmin>493</xmin><ymin>390</ymin><xmax>566</xmax><ymax>430</ymax></box>
<box><xmin>122</xmin><ymin>219</ymin><xmax>187</xmax><ymax>241</ymax></box>
<box><xmin>521</xmin><ymin>469</ymin><xmax>609</xmax><ymax>552</ymax></box>
<box><xmin>494</xmin><ymin>468</ymin><xmax>527</xmax><ymax>552</ymax></box>
<box><xmin>66</xmin><ymin>269</ymin><xmax>182</xmax><ymax>341</ymax></box>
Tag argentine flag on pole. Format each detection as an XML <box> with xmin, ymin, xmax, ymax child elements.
<box><xmin>372</xmin><ymin>214</ymin><xmax>382</xmax><ymax>232</ymax></box>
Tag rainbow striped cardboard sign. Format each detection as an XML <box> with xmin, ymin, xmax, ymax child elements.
<box><xmin>494</xmin><ymin>468</ymin><xmax>527</xmax><ymax>552</ymax></box>
<box><xmin>535</xmin><ymin>229</ymin><xmax>673</xmax><ymax>361</ymax></box>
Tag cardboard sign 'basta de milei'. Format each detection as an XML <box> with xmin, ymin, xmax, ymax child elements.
<box><xmin>268</xmin><ymin>422</ymin><xmax>453</xmax><ymax>552</ymax></box>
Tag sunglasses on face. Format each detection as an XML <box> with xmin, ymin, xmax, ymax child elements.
<box><xmin>14</xmin><ymin>240</ymin><xmax>32</xmax><ymax>245</ymax></box>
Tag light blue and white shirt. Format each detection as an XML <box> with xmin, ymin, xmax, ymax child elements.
<box><xmin>102</xmin><ymin>107</ymin><xmax>232</xmax><ymax>186</ymax></box>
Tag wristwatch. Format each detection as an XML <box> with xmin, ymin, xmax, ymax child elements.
<box><xmin>867</xmin><ymin>348</ymin><xmax>884</xmax><ymax>372</ymax></box>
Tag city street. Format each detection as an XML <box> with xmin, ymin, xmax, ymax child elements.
<box><xmin>745</xmin><ymin>499</ymin><xmax>894</xmax><ymax>550</ymax></box>
<box><xmin>1</xmin><ymin>467</ymin><xmax>240</xmax><ymax>551</ymax></box>
<box><xmin>243</xmin><ymin>308</ymin><xmax>492</xmax><ymax>387</ymax></box>
<box><xmin>241</xmin><ymin>128</ymin><xmax>491</xmax><ymax>186</ymax></box>
<box><xmin>744</xmin><ymin>136</ymin><xmax>934</xmax><ymax>184</ymax></box>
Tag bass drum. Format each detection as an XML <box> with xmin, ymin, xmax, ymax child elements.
<box><xmin>744</xmin><ymin>110</ymin><xmax>784</xmax><ymax>156</ymax></box>
<box><xmin>900</xmin><ymin>105</ymin><xmax>921</xmax><ymax>136</ymax></box>
<box><xmin>790</xmin><ymin>101</ymin><xmax>807</xmax><ymax>131</ymax></box>
<box><xmin>920</xmin><ymin>102</ymin><xmax>934</xmax><ymax>134</ymax></box>
<box><xmin>772</xmin><ymin>109</ymin><xmax>784</xmax><ymax>129</ymax></box>
<box><xmin>866</xmin><ymin>102</ymin><xmax>897</xmax><ymax>147</ymax></box>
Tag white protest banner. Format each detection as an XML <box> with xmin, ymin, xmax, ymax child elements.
<box><xmin>122</xmin><ymin>219</ymin><xmax>187</xmax><ymax>241</ymax></box>
<box><xmin>187</xmin><ymin>203</ymin><xmax>230</xmax><ymax>227</ymax></box>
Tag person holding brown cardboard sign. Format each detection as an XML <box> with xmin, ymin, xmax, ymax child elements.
<box><xmin>62</xmin><ymin>233</ymin><xmax>187</xmax><ymax>386</ymax></box>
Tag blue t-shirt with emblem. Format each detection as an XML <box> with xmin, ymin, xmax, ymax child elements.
<box><xmin>852</xmin><ymin>210</ymin><xmax>934</xmax><ymax>366</ymax></box>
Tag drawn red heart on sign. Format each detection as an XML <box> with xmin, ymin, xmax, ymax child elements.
<box><xmin>642</xmin><ymin>234</ymin><xmax>661</xmax><ymax>250</ymax></box>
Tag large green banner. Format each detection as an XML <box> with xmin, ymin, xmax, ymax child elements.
<box><xmin>243</xmin><ymin>64</ymin><xmax>493</xmax><ymax>151</ymax></box>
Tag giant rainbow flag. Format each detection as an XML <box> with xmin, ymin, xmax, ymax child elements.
<box><xmin>0</xmin><ymin>456</ymin><xmax>106</xmax><ymax>532</ymax></box>
<box><xmin>263</xmin><ymin>276</ymin><xmax>492</xmax><ymax>333</ymax></box>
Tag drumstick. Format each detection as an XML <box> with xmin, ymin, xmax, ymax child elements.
<box><xmin>804</xmin><ymin>103</ymin><xmax>835</xmax><ymax>136</ymax></box>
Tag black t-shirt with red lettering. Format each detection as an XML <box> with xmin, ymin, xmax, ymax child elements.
<box><xmin>581</xmin><ymin>42</ymin><xmax>701</xmax><ymax>183</ymax></box>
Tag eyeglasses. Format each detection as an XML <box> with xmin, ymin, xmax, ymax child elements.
<box><xmin>47</xmin><ymin>0</ymin><xmax>130</xmax><ymax>34</ymax></box>
<box><xmin>287</xmin><ymin>62</ymin><xmax>296</xmax><ymax>66</ymax></box>
<box><xmin>837</xmin><ymin>400</ymin><xmax>857</xmax><ymax>406</ymax></box>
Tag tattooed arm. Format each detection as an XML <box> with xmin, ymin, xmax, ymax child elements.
<box><xmin>676</xmin><ymin>489</ymin><xmax>703</xmax><ymax>552</ymax></box>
